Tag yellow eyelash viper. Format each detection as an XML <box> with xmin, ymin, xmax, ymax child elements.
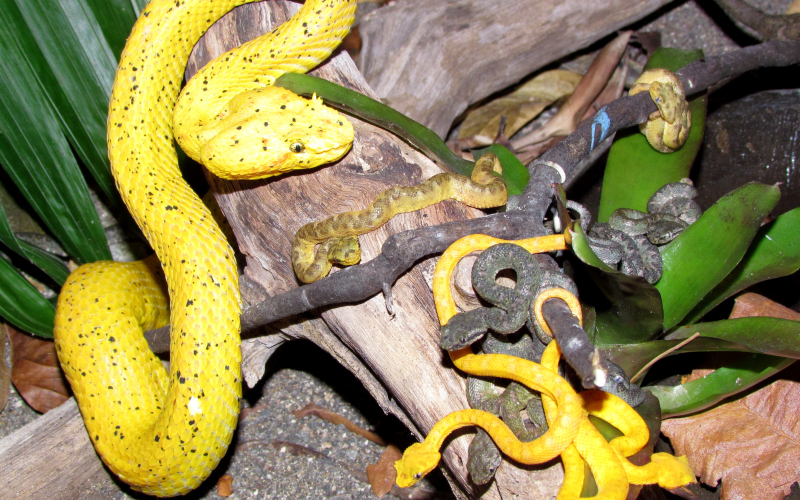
<box><xmin>395</xmin><ymin>235</ymin><xmax>694</xmax><ymax>496</ymax></box>
<box><xmin>54</xmin><ymin>0</ymin><xmax>356</xmax><ymax>496</ymax></box>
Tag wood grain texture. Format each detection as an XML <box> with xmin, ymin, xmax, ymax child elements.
<box><xmin>358</xmin><ymin>0</ymin><xmax>673</xmax><ymax>137</ymax></box>
<box><xmin>189</xmin><ymin>2</ymin><xmax>557</xmax><ymax>497</ymax></box>
<box><xmin>191</xmin><ymin>3</ymin><xmax>481</xmax><ymax>496</ymax></box>
<box><xmin>0</xmin><ymin>399</ymin><xmax>103</xmax><ymax>499</ymax></box>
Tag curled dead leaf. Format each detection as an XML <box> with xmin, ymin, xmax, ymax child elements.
<box><xmin>662</xmin><ymin>293</ymin><xmax>800</xmax><ymax>499</ymax></box>
<box><xmin>662</xmin><ymin>377</ymin><xmax>800</xmax><ymax>500</ymax></box>
<box><xmin>458</xmin><ymin>69</ymin><xmax>582</xmax><ymax>145</ymax></box>
<box><xmin>511</xmin><ymin>31</ymin><xmax>632</xmax><ymax>149</ymax></box>
<box><xmin>216</xmin><ymin>474</ymin><xmax>234</xmax><ymax>497</ymax></box>
<box><xmin>366</xmin><ymin>444</ymin><xmax>402</xmax><ymax>498</ymax></box>
<box><xmin>6</xmin><ymin>325</ymin><xmax>69</xmax><ymax>413</ymax></box>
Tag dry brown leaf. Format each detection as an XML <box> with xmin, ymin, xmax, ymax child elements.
<box><xmin>662</xmin><ymin>378</ymin><xmax>800</xmax><ymax>500</ymax></box>
<box><xmin>216</xmin><ymin>474</ymin><xmax>234</xmax><ymax>497</ymax></box>
<box><xmin>7</xmin><ymin>325</ymin><xmax>70</xmax><ymax>412</ymax></box>
<box><xmin>511</xmin><ymin>30</ymin><xmax>632</xmax><ymax>149</ymax></box>
<box><xmin>788</xmin><ymin>0</ymin><xmax>800</xmax><ymax>15</ymax></box>
<box><xmin>729</xmin><ymin>292</ymin><xmax>800</xmax><ymax>321</ymax></box>
<box><xmin>662</xmin><ymin>293</ymin><xmax>800</xmax><ymax>499</ymax></box>
<box><xmin>457</xmin><ymin>69</ymin><xmax>582</xmax><ymax>144</ymax></box>
<box><xmin>1</xmin><ymin>328</ymin><xmax>10</xmax><ymax>413</ymax></box>
<box><xmin>293</xmin><ymin>402</ymin><xmax>386</xmax><ymax>445</ymax></box>
<box><xmin>366</xmin><ymin>444</ymin><xmax>402</xmax><ymax>498</ymax></box>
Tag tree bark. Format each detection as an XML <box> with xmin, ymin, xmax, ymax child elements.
<box><xmin>358</xmin><ymin>0</ymin><xmax>673</xmax><ymax>137</ymax></box>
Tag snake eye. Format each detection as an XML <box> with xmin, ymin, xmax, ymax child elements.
<box><xmin>290</xmin><ymin>142</ymin><xmax>305</xmax><ymax>153</ymax></box>
<box><xmin>414</xmin><ymin>473</ymin><xmax>422</xmax><ymax>480</ymax></box>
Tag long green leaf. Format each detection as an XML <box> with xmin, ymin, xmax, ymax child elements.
<box><xmin>602</xmin><ymin>336</ymin><xmax>749</xmax><ymax>377</ymax></box>
<box><xmin>274</xmin><ymin>74</ymin><xmax>477</xmax><ymax>176</ymax></box>
<box><xmin>0</xmin><ymin>202</ymin><xmax>69</xmax><ymax>285</ymax></box>
<box><xmin>604</xmin><ymin>317</ymin><xmax>800</xmax><ymax>375</ymax></box>
<box><xmin>14</xmin><ymin>0</ymin><xmax>119</xmax><ymax>204</ymax></box>
<box><xmin>597</xmin><ymin>48</ymin><xmax>706</xmax><ymax>222</ymax></box>
<box><xmin>647</xmin><ymin>354</ymin><xmax>794</xmax><ymax>417</ymax></box>
<box><xmin>0</xmin><ymin>256</ymin><xmax>55</xmax><ymax>337</ymax></box>
<box><xmin>0</xmin><ymin>0</ymin><xmax>111</xmax><ymax>264</ymax></box>
<box><xmin>569</xmin><ymin>223</ymin><xmax>664</xmax><ymax>344</ymax></box>
<box><xmin>683</xmin><ymin>207</ymin><xmax>800</xmax><ymax>324</ymax></box>
<box><xmin>656</xmin><ymin>182</ymin><xmax>780</xmax><ymax>330</ymax></box>
<box><xmin>84</xmin><ymin>0</ymin><xmax>137</xmax><ymax>60</ymax></box>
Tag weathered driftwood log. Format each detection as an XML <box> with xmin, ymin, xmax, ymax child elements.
<box><xmin>189</xmin><ymin>3</ymin><xmax>556</xmax><ymax>497</ymax></box>
<box><xmin>358</xmin><ymin>0</ymin><xmax>673</xmax><ymax>137</ymax></box>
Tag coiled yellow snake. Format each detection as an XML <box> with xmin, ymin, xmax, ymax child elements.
<box><xmin>54</xmin><ymin>0</ymin><xmax>356</xmax><ymax>496</ymax></box>
<box><xmin>395</xmin><ymin>235</ymin><xmax>694</xmax><ymax>497</ymax></box>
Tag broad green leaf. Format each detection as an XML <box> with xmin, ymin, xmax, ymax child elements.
<box><xmin>683</xmin><ymin>207</ymin><xmax>800</xmax><ymax>324</ymax></box>
<box><xmin>0</xmin><ymin>0</ymin><xmax>111</xmax><ymax>264</ymax></box>
<box><xmin>604</xmin><ymin>317</ymin><xmax>800</xmax><ymax>375</ymax></box>
<box><xmin>13</xmin><ymin>0</ymin><xmax>119</xmax><ymax>204</ymax></box>
<box><xmin>602</xmin><ymin>336</ymin><xmax>748</xmax><ymax>377</ymax></box>
<box><xmin>0</xmin><ymin>257</ymin><xmax>55</xmax><ymax>337</ymax></box>
<box><xmin>569</xmin><ymin>223</ymin><xmax>663</xmax><ymax>344</ymax></box>
<box><xmin>597</xmin><ymin>48</ymin><xmax>706</xmax><ymax>222</ymax></box>
<box><xmin>84</xmin><ymin>0</ymin><xmax>138</xmax><ymax>59</ymax></box>
<box><xmin>0</xmin><ymin>202</ymin><xmax>69</xmax><ymax>285</ymax></box>
<box><xmin>656</xmin><ymin>182</ymin><xmax>780</xmax><ymax>330</ymax></box>
<box><xmin>647</xmin><ymin>354</ymin><xmax>794</xmax><ymax>417</ymax></box>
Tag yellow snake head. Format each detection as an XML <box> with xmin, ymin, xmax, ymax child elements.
<box><xmin>194</xmin><ymin>87</ymin><xmax>354</xmax><ymax>180</ymax></box>
<box><xmin>394</xmin><ymin>443</ymin><xmax>441</xmax><ymax>488</ymax></box>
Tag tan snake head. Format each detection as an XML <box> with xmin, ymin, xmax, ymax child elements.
<box><xmin>187</xmin><ymin>86</ymin><xmax>354</xmax><ymax>180</ymax></box>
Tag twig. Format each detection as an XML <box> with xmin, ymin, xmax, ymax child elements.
<box><xmin>235</xmin><ymin>440</ymin><xmax>447</xmax><ymax>500</ymax></box>
<box><xmin>293</xmin><ymin>403</ymin><xmax>387</xmax><ymax>446</ymax></box>
<box><xmin>630</xmin><ymin>333</ymin><xmax>701</xmax><ymax>383</ymax></box>
<box><xmin>711</xmin><ymin>0</ymin><xmax>800</xmax><ymax>41</ymax></box>
<box><xmin>541</xmin><ymin>298</ymin><xmax>608</xmax><ymax>388</ymax></box>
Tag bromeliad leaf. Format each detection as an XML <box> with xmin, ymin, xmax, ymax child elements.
<box><xmin>0</xmin><ymin>257</ymin><xmax>56</xmax><ymax>338</ymax></box>
<box><xmin>569</xmin><ymin>223</ymin><xmax>663</xmax><ymax>345</ymax></box>
<box><xmin>11</xmin><ymin>0</ymin><xmax>119</xmax><ymax>205</ymax></box>
<box><xmin>656</xmin><ymin>182</ymin><xmax>780</xmax><ymax>330</ymax></box>
<box><xmin>682</xmin><ymin>207</ymin><xmax>800</xmax><ymax>325</ymax></box>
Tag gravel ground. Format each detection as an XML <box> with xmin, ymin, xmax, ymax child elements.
<box><xmin>0</xmin><ymin>0</ymin><xmax>794</xmax><ymax>499</ymax></box>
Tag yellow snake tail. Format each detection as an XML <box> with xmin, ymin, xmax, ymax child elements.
<box><xmin>55</xmin><ymin>0</ymin><xmax>355</xmax><ymax>495</ymax></box>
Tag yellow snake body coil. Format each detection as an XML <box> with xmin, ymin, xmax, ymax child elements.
<box><xmin>54</xmin><ymin>0</ymin><xmax>356</xmax><ymax>496</ymax></box>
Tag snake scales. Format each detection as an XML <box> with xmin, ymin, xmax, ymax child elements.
<box><xmin>54</xmin><ymin>0</ymin><xmax>356</xmax><ymax>495</ymax></box>
<box><xmin>569</xmin><ymin>179</ymin><xmax>702</xmax><ymax>284</ymax></box>
<box><xmin>292</xmin><ymin>152</ymin><xmax>508</xmax><ymax>283</ymax></box>
<box><xmin>394</xmin><ymin>236</ymin><xmax>695</xmax><ymax>495</ymax></box>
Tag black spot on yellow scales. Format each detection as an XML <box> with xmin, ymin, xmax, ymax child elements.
<box><xmin>53</xmin><ymin>0</ymin><xmax>356</xmax><ymax>496</ymax></box>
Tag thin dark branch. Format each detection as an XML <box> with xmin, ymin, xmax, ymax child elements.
<box><xmin>516</xmin><ymin>40</ymin><xmax>800</xmax><ymax>221</ymax></box>
<box><xmin>146</xmin><ymin>211</ymin><xmax>546</xmax><ymax>352</ymax></box>
<box><xmin>145</xmin><ymin>40</ymin><xmax>800</xmax><ymax>354</ymax></box>
<box><xmin>711</xmin><ymin>0</ymin><xmax>800</xmax><ymax>41</ymax></box>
